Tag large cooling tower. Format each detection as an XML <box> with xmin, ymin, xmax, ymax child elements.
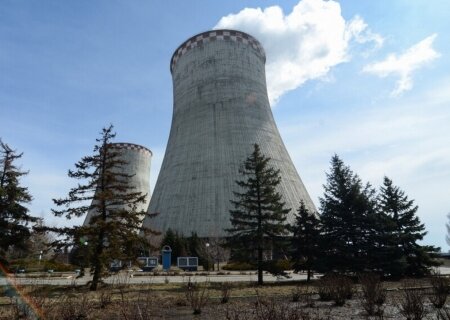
<box><xmin>83</xmin><ymin>142</ymin><xmax>152</xmax><ymax>226</ymax></box>
<box><xmin>143</xmin><ymin>30</ymin><xmax>315</xmax><ymax>237</ymax></box>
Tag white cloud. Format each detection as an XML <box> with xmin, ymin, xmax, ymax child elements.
<box><xmin>345</xmin><ymin>15</ymin><xmax>384</xmax><ymax>49</ymax></box>
<box><xmin>215</xmin><ymin>0</ymin><xmax>382</xmax><ymax>104</ymax></box>
<box><xmin>363</xmin><ymin>34</ymin><xmax>440</xmax><ymax>96</ymax></box>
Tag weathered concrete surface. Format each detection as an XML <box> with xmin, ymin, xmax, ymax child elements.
<box><xmin>0</xmin><ymin>271</ymin><xmax>319</xmax><ymax>286</ymax></box>
<box><xmin>83</xmin><ymin>143</ymin><xmax>152</xmax><ymax>226</ymax></box>
<box><xmin>4</xmin><ymin>266</ymin><xmax>450</xmax><ymax>286</ymax></box>
<box><xmin>144</xmin><ymin>30</ymin><xmax>315</xmax><ymax>237</ymax></box>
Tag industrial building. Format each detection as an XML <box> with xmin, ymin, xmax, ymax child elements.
<box><xmin>142</xmin><ymin>29</ymin><xmax>315</xmax><ymax>238</ymax></box>
<box><xmin>83</xmin><ymin>142</ymin><xmax>152</xmax><ymax>226</ymax></box>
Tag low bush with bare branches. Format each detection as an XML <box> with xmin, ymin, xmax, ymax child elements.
<box><xmin>317</xmin><ymin>274</ymin><xmax>354</xmax><ymax>306</ymax></box>
<box><xmin>436</xmin><ymin>306</ymin><xmax>450</xmax><ymax>320</ymax></box>
<box><xmin>52</xmin><ymin>295</ymin><xmax>95</xmax><ymax>320</ymax></box>
<box><xmin>292</xmin><ymin>285</ymin><xmax>302</xmax><ymax>302</ymax></box>
<box><xmin>117</xmin><ymin>292</ymin><xmax>155</xmax><ymax>320</ymax></box>
<box><xmin>185</xmin><ymin>280</ymin><xmax>209</xmax><ymax>315</ymax></box>
<box><xmin>358</xmin><ymin>273</ymin><xmax>386</xmax><ymax>316</ymax></box>
<box><xmin>429</xmin><ymin>271</ymin><xmax>450</xmax><ymax>309</ymax></box>
<box><xmin>225</xmin><ymin>298</ymin><xmax>317</xmax><ymax>320</ymax></box>
<box><xmin>398</xmin><ymin>280</ymin><xmax>426</xmax><ymax>320</ymax></box>
<box><xmin>317</xmin><ymin>277</ymin><xmax>333</xmax><ymax>301</ymax></box>
<box><xmin>291</xmin><ymin>285</ymin><xmax>315</xmax><ymax>307</ymax></box>
<box><xmin>221</xmin><ymin>282</ymin><xmax>232</xmax><ymax>303</ymax></box>
<box><xmin>301</xmin><ymin>285</ymin><xmax>315</xmax><ymax>308</ymax></box>
<box><xmin>98</xmin><ymin>289</ymin><xmax>112</xmax><ymax>309</ymax></box>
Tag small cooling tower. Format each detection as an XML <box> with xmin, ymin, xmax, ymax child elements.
<box><xmin>83</xmin><ymin>142</ymin><xmax>152</xmax><ymax>226</ymax></box>
<box><xmin>143</xmin><ymin>30</ymin><xmax>315</xmax><ymax>237</ymax></box>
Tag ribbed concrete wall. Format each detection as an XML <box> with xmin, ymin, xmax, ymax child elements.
<box><xmin>83</xmin><ymin>143</ymin><xmax>152</xmax><ymax>226</ymax></box>
<box><xmin>143</xmin><ymin>30</ymin><xmax>315</xmax><ymax>237</ymax></box>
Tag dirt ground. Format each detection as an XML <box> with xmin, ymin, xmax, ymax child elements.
<box><xmin>0</xmin><ymin>276</ymin><xmax>449</xmax><ymax>319</ymax></box>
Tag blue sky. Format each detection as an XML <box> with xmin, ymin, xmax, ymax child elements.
<box><xmin>1</xmin><ymin>0</ymin><xmax>449</xmax><ymax>250</ymax></box>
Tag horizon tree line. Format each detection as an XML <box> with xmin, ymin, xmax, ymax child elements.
<box><xmin>0</xmin><ymin>132</ymin><xmax>444</xmax><ymax>288</ymax></box>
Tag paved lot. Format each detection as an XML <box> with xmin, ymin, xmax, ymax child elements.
<box><xmin>2</xmin><ymin>266</ymin><xmax>450</xmax><ymax>286</ymax></box>
<box><xmin>1</xmin><ymin>271</ymin><xmax>314</xmax><ymax>286</ymax></box>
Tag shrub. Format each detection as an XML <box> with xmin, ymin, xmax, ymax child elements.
<box><xmin>291</xmin><ymin>285</ymin><xmax>315</xmax><ymax>307</ymax></box>
<box><xmin>225</xmin><ymin>302</ymin><xmax>253</xmax><ymax>320</ymax></box>
<box><xmin>429</xmin><ymin>271</ymin><xmax>449</xmax><ymax>309</ymax></box>
<box><xmin>263</xmin><ymin>260</ymin><xmax>292</xmax><ymax>277</ymax></box>
<box><xmin>117</xmin><ymin>290</ymin><xmax>155</xmax><ymax>320</ymax></box>
<box><xmin>437</xmin><ymin>306</ymin><xmax>450</xmax><ymax>320</ymax></box>
<box><xmin>358</xmin><ymin>273</ymin><xmax>386</xmax><ymax>316</ymax></box>
<box><xmin>254</xmin><ymin>298</ymin><xmax>311</xmax><ymax>320</ymax></box>
<box><xmin>275</xmin><ymin>259</ymin><xmax>293</xmax><ymax>270</ymax></box>
<box><xmin>226</xmin><ymin>298</ymin><xmax>313</xmax><ymax>320</ymax></box>
<box><xmin>99</xmin><ymin>289</ymin><xmax>112</xmax><ymax>309</ymax></box>
<box><xmin>185</xmin><ymin>280</ymin><xmax>209</xmax><ymax>315</ymax></box>
<box><xmin>221</xmin><ymin>282</ymin><xmax>232</xmax><ymax>303</ymax></box>
<box><xmin>332</xmin><ymin>276</ymin><xmax>354</xmax><ymax>306</ymax></box>
<box><xmin>398</xmin><ymin>280</ymin><xmax>426</xmax><ymax>320</ymax></box>
<box><xmin>301</xmin><ymin>285</ymin><xmax>315</xmax><ymax>308</ymax></box>
<box><xmin>9</xmin><ymin>259</ymin><xmax>75</xmax><ymax>273</ymax></box>
<box><xmin>54</xmin><ymin>295</ymin><xmax>94</xmax><ymax>320</ymax></box>
<box><xmin>222</xmin><ymin>262</ymin><xmax>254</xmax><ymax>271</ymax></box>
<box><xmin>317</xmin><ymin>274</ymin><xmax>354</xmax><ymax>306</ymax></box>
<box><xmin>317</xmin><ymin>277</ymin><xmax>334</xmax><ymax>301</ymax></box>
<box><xmin>43</xmin><ymin>260</ymin><xmax>75</xmax><ymax>272</ymax></box>
<box><xmin>292</xmin><ymin>286</ymin><xmax>302</xmax><ymax>302</ymax></box>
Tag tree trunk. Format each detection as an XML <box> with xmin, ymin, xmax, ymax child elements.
<box><xmin>307</xmin><ymin>268</ymin><xmax>311</xmax><ymax>282</ymax></box>
<box><xmin>90</xmin><ymin>231</ymin><xmax>104</xmax><ymax>291</ymax></box>
<box><xmin>256</xmin><ymin>171</ymin><xmax>263</xmax><ymax>285</ymax></box>
<box><xmin>257</xmin><ymin>247</ymin><xmax>263</xmax><ymax>285</ymax></box>
<box><xmin>91</xmin><ymin>145</ymin><xmax>108</xmax><ymax>292</ymax></box>
<box><xmin>90</xmin><ymin>249</ymin><xmax>103</xmax><ymax>291</ymax></box>
<box><xmin>90</xmin><ymin>264</ymin><xmax>101</xmax><ymax>291</ymax></box>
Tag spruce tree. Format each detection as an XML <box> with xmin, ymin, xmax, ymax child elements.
<box><xmin>318</xmin><ymin>155</ymin><xmax>377</xmax><ymax>274</ymax></box>
<box><xmin>161</xmin><ymin>228</ymin><xmax>187</xmax><ymax>263</ymax></box>
<box><xmin>26</xmin><ymin>218</ymin><xmax>54</xmax><ymax>261</ymax></box>
<box><xmin>0</xmin><ymin>140</ymin><xmax>37</xmax><ymax>267</ymax></box>
<box><xmin>366</xmin><ymin>208</ymin><xmax>400</xmax><ymax>276</ymax></box>
<box><xmin>186</xmin><ymin>232</ymin><xmax>210</xmax><ymax>270</ymax></box>
<box><xmin>226</xmin><ymin>144</ymin><xmax>290</xmax><ymax>285</ymax></box>
<box><xmin>48</xmin><ymin>125</ymin><xmax>158</xmax><ymax>290</ymax></box>
<box><xmin>378</xmin><ymin>176</ymin><xmax>439</xmax><ymax>277</ymax></box>
<box><xmin>290</xmin><ymin>200</ymin><xmax>320</xmax><ymax>282</ymax></box>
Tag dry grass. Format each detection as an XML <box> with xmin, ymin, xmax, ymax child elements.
<box><xmin>0</xmin><ymin>277</ymin><xmax>449</xmax><ymax>319</ymax></box>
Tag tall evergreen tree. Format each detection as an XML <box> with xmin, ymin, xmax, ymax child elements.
<box><xmin>0</xmin><ymin>140</ymin><xmax>37</xmax><ymax>267</ymax></box>
<box><xmin>378</xmin><ymin>176</ymin><xmax>439</xmax><ymax>277</ymax></box>
<box><xmin>290</xmin><ymin>200</ymin><xmax>320</xmax><ymax>282</ymax></box>
<box><xmin>226</xmin><ymin>144</ymin><xmax>290</xmax><ymax>285</ymax></box>
<box><xmin>161</xmin><ymin>228</ymin><xmax>187</xmax><ymax>263</ymax></box>
<box><xmin>366</xmin><ymin>207</ymin><xmax>400</xmax><ymax>276</ymax></box>
<box><xmin>26</xmin><ymin>218</ymin><xmax>54</xmax><ymax>260</ymax></box>
<box><xmin>160</xmin><ymin>230</ymin><xmax>213</xmax><ymax>269</ymax></box>
<box><xmin>186</xmin><ymin>232</ymin><xmax>209</xmax><ymax>270</ymax></box>
<box><xmin>318</xmin><ymin>155</ymin><xmax>377</xmax><ymax>274</ymax></box>
<box><xmin>48</xmin><ymin>125</ymin><xmax>158</xmax><ymax>290</ymax></box>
